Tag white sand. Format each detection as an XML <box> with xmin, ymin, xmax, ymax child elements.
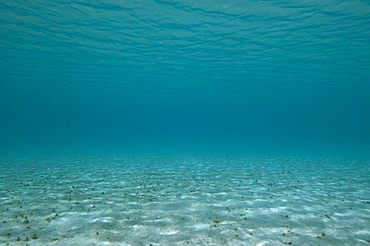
<box><xmin>0</xmin><ymin>152</ymin><xmax>369</xmax><ymax>245</ymax></box>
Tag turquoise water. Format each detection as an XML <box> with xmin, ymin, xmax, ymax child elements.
<box><xmin>1</xmin><ymin>0</ymin><xmax>370</xmax><ymax>154</ymax></box>
<box><xmin>1</xmin><ymin>2</ymin><xmax>370</xmax><ymax>245</ymax></box>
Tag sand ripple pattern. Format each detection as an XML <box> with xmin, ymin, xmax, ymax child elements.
<box><xmin>1</xmin><ymin>153</ymin><xmax>369</xmax><ymax>245</ymax></box>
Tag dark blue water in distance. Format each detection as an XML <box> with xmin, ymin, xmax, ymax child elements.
<box><xmin>1</xmin><ymin>0</ymin><xmax>370</xmax><ymax>155</ymax></box>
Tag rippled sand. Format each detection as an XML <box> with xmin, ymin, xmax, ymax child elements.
<box><xmin>1</xmin><ymin>152</ymin><xmax>369</xmax><ymax>245</ymax></box>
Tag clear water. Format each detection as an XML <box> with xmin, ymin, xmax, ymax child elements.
<box><xmin>1</xmin><ymin>1</ymin><xmax>370</xmax><ymax>245</ymax></box>
<box><xmin>1</xmin><ymin>0</ymin><xmax>369</xmax><ymax>154</ymax></box>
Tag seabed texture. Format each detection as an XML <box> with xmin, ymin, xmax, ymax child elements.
<box><xmin>1</xmin><ymin>153</ymin><xmax>369</xmax><ymax>246</ymax></box>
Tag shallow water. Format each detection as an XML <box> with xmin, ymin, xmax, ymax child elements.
<box><xmin>1</xmin><ymin>0</ymin><xmax>370</xmax><ymax>245</ymax></box>
<box><xmin>1</xmin><ymin>0</ymin><xmax>370</xmax><ymax>152</ymax></box>
<box><xmin>1</xmin><ymin>153</ymin><xmax>370</xmax><ymax>245</ymax></box>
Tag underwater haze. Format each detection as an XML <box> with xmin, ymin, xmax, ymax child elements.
<box><xmin>1</xmin><ymin>0</ymin><xmax>370</xmax><ymax>154</ymax></box>
<box><xmin>1</xmin><ymin>1</ymin><xmax>370</xmax><ymax>245</ymax></box>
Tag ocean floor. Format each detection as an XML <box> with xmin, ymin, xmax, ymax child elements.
<box><xmin>0</xmin><ymin>152</ymin><xmax>369</xmax><ymax>246</ymax></box>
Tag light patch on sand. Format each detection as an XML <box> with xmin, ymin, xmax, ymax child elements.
<box><xmin>159</xmin><ymin>230</ymin><xmax>179</xmax><ymax>235</ymax></box>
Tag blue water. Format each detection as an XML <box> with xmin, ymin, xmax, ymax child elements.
<box><xmin>1</xmin><ymin>2</ymin><xmax>370</xmax><ymax>245</ymax></box>
<box><xmin>1</xmin><ymin>0</ymin><xmax>370</xmax><ymax>154</ymax></box>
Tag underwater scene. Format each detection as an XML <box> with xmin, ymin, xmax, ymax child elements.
<box><xmin>1</xmin><ymin>0</ymin><xmax>370</xmax><ymax>245</ymax></box>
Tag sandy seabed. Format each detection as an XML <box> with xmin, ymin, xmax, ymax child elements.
<box><xmin>0</xmin><ymin>152</ymin><xmax>369</xmax><ymax>246</ymax></box>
